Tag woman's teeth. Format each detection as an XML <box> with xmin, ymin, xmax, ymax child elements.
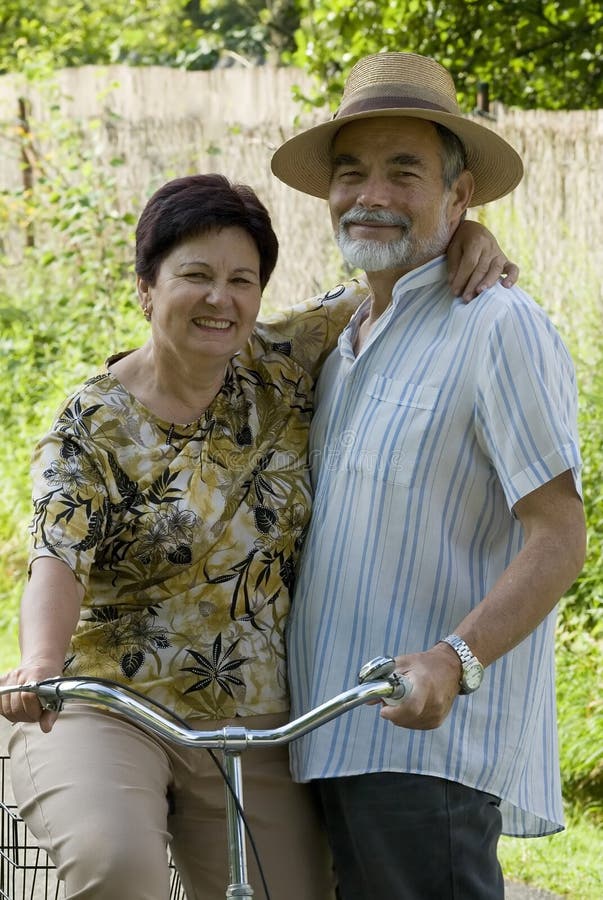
<box><xmin>194</xmin><ymin>318</ymin><xmax>230</xmax><ymax>329</ymax></box>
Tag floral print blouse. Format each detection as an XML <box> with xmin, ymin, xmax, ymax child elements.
<box><xmin>28</xmin><ymin>283</ymin><xmax>367</xmax><ymax>720</ymax></box>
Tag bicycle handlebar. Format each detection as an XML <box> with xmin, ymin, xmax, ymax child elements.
<box><xmin>0</xmin><ymin>659</ymin><xmax>411</xmax><ymax>751</ymax></box>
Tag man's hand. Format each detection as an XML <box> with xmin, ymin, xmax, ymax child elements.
<box><xmin>379</xmin><ymin>642</ymin><xmax>463</xmax><ymax>730</ymax></box>
<box><xmin>447</xmin><ymin>219</ymin><xmax>519</xmax><ymax>302</ymax></box>
<box><xmin>380</xmin><ymin>472</ymin><xmax>585</xmax><ymax>732</ymax></box>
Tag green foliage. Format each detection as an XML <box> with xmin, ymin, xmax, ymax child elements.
<box><xmin>185</xmin><ymin>1</ymin><xmax>299</xmax><ymax>66</ymax></box>
<box><xmin>499</xmin><ymin>811</ymin><xmax>603</xmax><ymax>898</ymax></box>
<box><xmin>0</xmin><ymin>0</ymin><xmax>206</xmax><ymax>73</ymax></box>
<box><xmin>554</xmin><ymin>324</ymin><xmax>603</xmax><ymax>824</ymax></box>
<box><xmin>0</xmin><ymin>76</ymin><xmax>147</xmax><ymax>663</ymax></box>
<box><xmin>560</xmin><ymin>422</ymin><xmax>599</xmax><ymax>653</ymax></box>
<box><xmin>3</xmin><ymin>0</ymin><xmax>601</xmax><ymax>109</ymax></box>
<box><xmin>0</xmin><ymin>0</ymin><xmax>302</xmax><ymax>73</ymax></box>
<box><xmin>290</xmin><ymin>0</ymin><xmax>603</xmax><ymax>110</ymax></box>
<box><xmin>561</xmin><ymin>363</ymin><xmax>603</xmax><ymax>637</ymax></box>
<box><xmin>552</xmin><ymin>268</ymin><xmax>603</xmax><ymax>654</ymax></box>
<box><xmin>556</xmin><ymin>636</ymin><xmax>603</xmax><ymax>822</ymax></box>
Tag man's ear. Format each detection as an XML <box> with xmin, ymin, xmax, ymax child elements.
<box><xmin>449</xmin><ymin>170</ymin><xmax>474</xmax><ymax>222</ymax></box>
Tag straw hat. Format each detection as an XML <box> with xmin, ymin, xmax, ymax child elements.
<box><xmin>271</xmin><ymin>52</ymin><xmax>523</xmax><ymax>207</ymax></box>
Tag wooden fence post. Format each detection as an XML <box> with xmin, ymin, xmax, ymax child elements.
<box><xmin>17</xmin><ymin>96</ymin><xmax>35</xmax><ymax>248</ymax></box>
<box><xmin>476</xmin><ymin>82</ymin><xmax>490</xmax><ymax>115</ymax></box>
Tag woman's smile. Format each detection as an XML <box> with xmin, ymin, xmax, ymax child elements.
<box><xmin>192</xmin><ymin>316</ymin><xmax>233</xmax><ymax>330</ymax></box>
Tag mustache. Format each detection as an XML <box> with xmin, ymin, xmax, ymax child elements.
<box><xmin>339</xmin><ymin>207</ymin><xmax>412</xmax><ymax>230</ymax></box>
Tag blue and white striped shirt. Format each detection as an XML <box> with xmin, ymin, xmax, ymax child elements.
<box><xmin>287</xmin><ymin>257</ymin><xmax>581</xmax><ymax>837</ymax></box>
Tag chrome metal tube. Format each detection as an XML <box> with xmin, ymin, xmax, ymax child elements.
<box><xmin>223</xmin><ymin>752</ymin><xmax>254</xmax><ymax>898</ymax></box>
<box><xmin>36</xmin><ymin>679</ymin><xmax>225</xmax><ymax>747</ymax></box>
<box><xmin>0</xmin><ymin>675</ymin><xmax>408</xmax><ymax>750</ymax></box>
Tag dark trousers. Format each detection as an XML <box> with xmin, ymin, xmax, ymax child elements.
<box><xmin>317</xmin><ymin>772</ymin><xmax>504</xmax><ymax>900</ymax></box>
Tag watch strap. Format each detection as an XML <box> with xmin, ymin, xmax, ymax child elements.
<box><xmin>439</xmin><ymin>633</ymin><xmax>484</xmax><ymax>694</ymax></box>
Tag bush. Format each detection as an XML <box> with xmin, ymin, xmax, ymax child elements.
<box><xmin>0</xmin><ymin>80</ymin><xmax>146</xmax><ymax>662</ymax></box>
<box><xmin>556</xmin><ymin>354</ymin><xmax>603</xmax><ymax>822</ymax></box>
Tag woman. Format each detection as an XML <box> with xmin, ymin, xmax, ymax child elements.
<box><xmin>0</xmin><ymin>174</ymin><xmax>516</xmax><ymax>899</ymax></box>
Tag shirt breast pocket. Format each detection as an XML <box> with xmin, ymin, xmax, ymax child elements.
<box><xmin>345</xmin><ymin>374</ymin><xmax>440</xmax><ymax>486</ymax></box>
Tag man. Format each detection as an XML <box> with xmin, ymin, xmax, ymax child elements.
<box><xmin>271</xmin><ymin>52</ymin><xmax>586</xmax><ymax>899</ymax></box>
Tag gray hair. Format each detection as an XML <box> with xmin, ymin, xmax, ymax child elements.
<box><xmin>435</xmin><ymin>123</ymin><xmax>467</xmax><ymax>189</ymax></box>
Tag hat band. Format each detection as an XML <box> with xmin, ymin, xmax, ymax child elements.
<box><xmin>336</xmin><ymin>95</ymin><xmax>453</xmax><ymax>120</ymax></box>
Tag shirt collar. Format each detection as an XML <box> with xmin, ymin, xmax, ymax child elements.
<box><xmin>391</xmin><ymin>255</ymin><xmax>448</xmax><ymax>306</ymax></box>
<box><xmin>337</xmin><ymin>256</ymin><xmax>449</xmax><ymax>361</ymax></box>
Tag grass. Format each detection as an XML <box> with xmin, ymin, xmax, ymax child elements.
<box><xmin>500</xmin><ymin>814</ymin><xmax>603</xmax><ymax>898</ymax></box>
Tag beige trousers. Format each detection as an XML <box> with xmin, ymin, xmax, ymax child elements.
<box><xmin>9</xmin><ymin>707</ymin><xmax>334</xmax><ymax>900</ymax></box>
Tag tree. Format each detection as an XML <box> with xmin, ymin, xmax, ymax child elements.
<box><xmin>1</xmin><ymin>2</ymin><xmax>601</xmax><ymax>106</ymax></box>
<box><xmin>290</xmin><ymin>0</ymin><xmax>603</xmax><ymax>110</ymax></box>
<box><xmin>0</xmin><ymin>0</ymin><xmax>205</xmax><ymax>74</ymax></box>
<box><xmin>185</xmin><ymin>1</ymin><xmax>299</xmax><ymax>66</ymax></box>
<box><xmin>0</xmin><ymin>0</ymin><xmax>301</xmax><ymax>74</ymax></box>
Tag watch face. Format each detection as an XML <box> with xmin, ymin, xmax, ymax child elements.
<box><xmin>463</xmin><ymin>662</ymin><xmax>484</xmax><ymax>692</ymax></box>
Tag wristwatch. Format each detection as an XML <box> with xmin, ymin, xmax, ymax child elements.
<box><xmin>439</xmin><ymin>634</ymin><xmax>484</xmax><ymax>694</ymax></box>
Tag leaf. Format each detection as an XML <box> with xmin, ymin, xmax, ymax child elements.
<box><xmin>121</xmin><ymin>649</ymin><xmax>145</xmax><ymax>678</ymax></box>
<box><xmin>254</xmin><ymin>505</ymin><xmax>277</xmax><ymax>533</ymax></box>
<box><xmin>167</xmin><ymin>545</ymin><xmax>192</xmax><ymax>565</ymax></box>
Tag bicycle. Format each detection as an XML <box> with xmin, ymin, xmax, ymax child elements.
<box><xmin>0</xmin><ymin>656</ymin><xmax>409</xmax><ymax>900</ymax></box>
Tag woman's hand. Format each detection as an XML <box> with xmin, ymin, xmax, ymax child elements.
<box><xmin>447</xmin><ymin>219</ymin><xmax>519</xmax><ymax>302</ymax></box>
<box><xmin>1</xmin><ymin>557</ymin><xmax>83</xmax><ymax>732</ymax></box>
<box><xmin>0</xmin><ymin>658</ymin><xmax>62</xmax><ymax>732</ymax></box>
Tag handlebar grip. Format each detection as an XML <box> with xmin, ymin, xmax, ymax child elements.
<box><xmin>357</xmin><ymin>656</ymin><xmax>412</xmax><ymax>706</ymax></box>
<box><xmin>0</xmin><ymin>680</ymin><xmax>64</xmax><ymax>711</ymax></box>
<box><xmin>383</xmin><ymin>671</ymin><xmax>412</xmax><ymax>705</ymax></box>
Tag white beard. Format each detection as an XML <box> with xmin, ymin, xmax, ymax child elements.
<box><xmin>336</xmin><ymin>201</ymin><xmax>451</xmax><ymax>272</ymax></box>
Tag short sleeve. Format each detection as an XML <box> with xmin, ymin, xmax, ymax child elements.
<box><xmin>256</xmin><ymin>280</ymin><xmax>369</xmax><ymax>379</ymax></box>
<box><xmin>474</xmin><ymin>297</ymin><xmax>582</xmax><ymax>510</ymax></box>
<box><xmin>28</xmin><ymin>429</ymin><xmax>108</xmax><ymax>587</ymax></box>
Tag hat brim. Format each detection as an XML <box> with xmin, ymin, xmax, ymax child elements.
<box><xmin>271</xmin><ymin>107</ymin><xmax>523</xmax><ymax>207</ymax></box>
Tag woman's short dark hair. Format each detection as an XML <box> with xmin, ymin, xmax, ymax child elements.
<box><xmin>135</xmin><ymin>174</ymin><xmax>279</xmax><ymax>290</ymax></box>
